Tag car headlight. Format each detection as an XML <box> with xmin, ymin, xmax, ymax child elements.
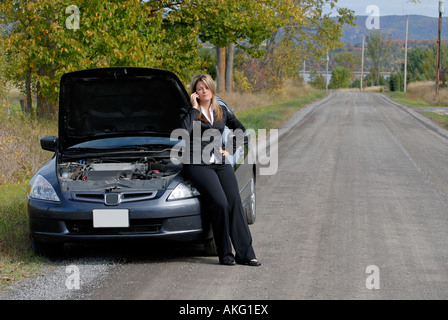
<box><xmin>29</xmin><ymin>174</ymin><xmax>60</xmax><ymax>202</ymax></box>
<box><xmin>167</xmin><ymin>181</ymin><xmax>200</xmax><ymax>201</ymax></box>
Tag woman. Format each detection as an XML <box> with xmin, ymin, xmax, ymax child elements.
<box><xmin>178</xmin><ymin>74</ymin><xmax>260</xmax><ymax>267</ymax></box>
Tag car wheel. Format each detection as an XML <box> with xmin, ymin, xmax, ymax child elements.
<box><xmin>204</xmin><ymin>236</ymin><xmax>218</xmax><ymax>256</ymax></box>
<box><xmin>244</xmin><ymin>176</ymin><xmax>256</xmax><ymax>225</ymax></box>
<box><xmin>31</xmin><ymin>240</ymin><xmax>64</xmax><ymax>258</ymax></box>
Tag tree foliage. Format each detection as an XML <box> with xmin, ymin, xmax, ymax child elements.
<box><xmin>336</xmin><ymin>51</ymin><xmax>359</xmax><ymax>72</ymax></box>
<box><xmin>366</xmin><ymin>30</ymin><xmax>392</xmax><ymax>84</ymax></box>
<box><xmin>405</xmin><ymin>43</ymin><xmax>448</xmax><ymax>86</ymax></box>
<box><xmin>1</xmin><ymin>0</ymin><xmax>355</xmax><ymax>117</ymax></box>
<box><xmin>0</xmin><ymin>0</ymin><xmax>203</xmax><ymax>117</ymax></box>
<box><xmin>260</xmin><ymin>0</ymin><xmax>354</xmax><ymax>91</ymax></box>
<box><xmin>0</xmin><ymin>30</ymin><xmax>12</xmax><ymax>118</ymax></box>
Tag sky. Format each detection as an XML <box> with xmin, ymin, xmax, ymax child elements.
<box><xmin>332</xmin><ymin>0</ymin><xmax>442</xmax><ymax>18</ymax></box>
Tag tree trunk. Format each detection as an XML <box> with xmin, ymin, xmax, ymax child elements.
<box><xmin>36</xmin><ymin>66</ymin><xmax>57</xmax><ymax>119</ymax></box>
<box><xmin>225</xmin><ymin>43</ymin><xmax>235</xmax><ymax>94</ymax></box>
<box><xmin>263</xmin><ymin>31</ymin><xmax>277</xmax><ymax>65</ymax></box>
<box><xmin>216</xmin><ymin>47</ymin><xmax>226</xmax><ymax>96</ymax></box>
<box><xmin>22</xmin><ymin>70</ymin><xmax>32</xmax><ymax>116</ymax></box>
<box><xmin>36</xmin><ymin>81</ymin><xmax>56</xmax><ymax>119</ymax></box>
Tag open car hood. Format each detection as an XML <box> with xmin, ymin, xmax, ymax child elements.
<box><xmin>58</xmin><ymin>67</ymin><xmax>190</xmax><ymax>152</ymax></box>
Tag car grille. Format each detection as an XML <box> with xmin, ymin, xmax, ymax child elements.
<box><xmin>66</xmin><ymin>219</ymin><xmax>163</xmax><ymax>235</ymax></box>
<box><xmin>71</xmin><ymin>191</ymin><xmax>157</xmax><ymax>205</ymax></box>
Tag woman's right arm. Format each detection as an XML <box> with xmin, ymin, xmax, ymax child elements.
<box><xmin>178</xmin><ymin>106</ymin><xmax>200</xmax><ymax>133</ymax></box>
<box><xmin>178</xmin><ymin>93</ymin><xmax>201</xmax><ymax>133</ymax></box>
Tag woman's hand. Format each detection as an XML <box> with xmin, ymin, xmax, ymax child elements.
<box><xmin>219</xmin><ymin>148</ymin><xmax>230</xmax><ymax>157</ymax></box>
<box><xmin>190</xmin><ymin>92</ymin><xmax>200</xmax><ymax>110</ymax></box>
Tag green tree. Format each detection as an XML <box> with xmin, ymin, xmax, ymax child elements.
<box><xmin>329</xmin><ymin>66</ymin><xmax>351</xmax><ymax>89</ymax></box>
<box><xmin>418</xmin><ymin>43</ymin><xmax>448</xmax><ymax>82</ymax></box>
<box><xmin>0</xmin><ymin>0</ymin><xmax>203</xmax><ymax>118</ymax></box>
<box><xmin>0</xmin><ymin>0</ymin><xmax>39</xmax><ymax>116</ymax></box>
<box><xmin>389</xmin><ymin>72</ymin><xmax>403</xmax><ymax>92</ymax></box>
<box><xmin>309</xmin><ymin>72</ymin><xmax>326</xmax><ymax>90</ymax></box>
<box><xmin>185</xmin><ymin>0</ymin><xmax>354</xmax><ymax>95</ymax></box>
<box><xmin>366</xmin><ymin>30</ymin><xmax>392</xmax><ymax>85</ymax></box>
<box><xmin>261</xmin><ymin>0</ymin><xmax>354</xmax><ymax>92</ymax></box>
<box><xmin>0</xmin><ymin>30</ymin><xmax>12</xmax><ymax>119</ymax></box>
<box><xmin>336</xmin><ymin>51</ymin><xmax>359</xmax><ymax>72</ymax></box>
<box><xmin>406</xmin><ymin>47</ymin><xmax>427</xmax><ymax>82</ymax></box>
<box><xmin>185</xmin><ymin>0</ymin><xmax>300</xmax><ymax>95</ymax></box>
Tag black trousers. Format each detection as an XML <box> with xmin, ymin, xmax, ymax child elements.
<box><xmin>183</xmin><ymin>163</ymin><xmax>256</xmax><ymax>262</ymax></box>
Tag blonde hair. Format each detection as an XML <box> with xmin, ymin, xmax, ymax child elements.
<box><xmin>190</xmin><ymin>74</ymin><xmax>223</xmax><ymax>123</ymax></box>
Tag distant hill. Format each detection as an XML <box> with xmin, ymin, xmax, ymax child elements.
<box><xmin>342</xmin><ymin>15</ymin><xmax>448</xmax><ymax>44</ymax></box>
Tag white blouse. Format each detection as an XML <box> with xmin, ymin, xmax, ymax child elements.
<box><xmin>200</xmin><ymin>105</ymin><xmax>217</xmax><ymax>163</ymax></box>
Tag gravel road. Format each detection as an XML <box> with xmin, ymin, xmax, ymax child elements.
<box><xmin>2</xmin><ymin>92</ymin><xmax>448</xmax><ymax>300</ymax></box>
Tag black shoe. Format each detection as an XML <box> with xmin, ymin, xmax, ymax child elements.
<box><xmin>236</xmin><ymin>257</ymin><xmax>261</xmax><ymax>267</ymax></box>
<box><xmin>247</xmin><ymin>259</ymin><xmax>261</xmax><ymax>267</ymax></box>
<box><xmin>219</xmin><ymin>256</ymin><xmax>236</xmax><ymax>266</ymax></box>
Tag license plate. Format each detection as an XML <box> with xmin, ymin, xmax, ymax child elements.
<box><xmin>93</xmin><ymin>209</ymin><xmax>129</xmax><ymax>228</ymax></box>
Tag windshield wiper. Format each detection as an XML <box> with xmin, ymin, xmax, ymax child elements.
<box><xmin>64</xmin><ymin>146</ymin><xmax>172</xmax><ymax>159</ymax></box>
<box><xmin>67</xmin><ymin>146</ymin><xmax>151</xmax><ymax>152</ymax></box>
<box><xmin>114</xmin><ymin>145</ymin><xmax>151</xmax><ymax>150</ymax></box>
<box><xmin>66</xmin><ymin>147</ymin><xmax>102</xmax><ymax>152</ymax></box>
<box><xmin>115</xmin><ymin>144</ymin><xmax>175</xmax><ymax>151</ymax></box>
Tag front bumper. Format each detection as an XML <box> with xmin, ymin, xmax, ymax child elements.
<box><xmin>28</xmin><ymin>195</ymin><xmax>210</xmax><ymax>244</ymax></box>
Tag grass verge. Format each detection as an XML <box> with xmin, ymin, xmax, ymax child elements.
<box><xmin>236</xmin><ymin>90</ymin><xmax>327</xmax><ymax>133</ymax></box>
<box><xmin>386</xmin><ymin>89</ymin><xmax>448</xmax><ymax>129</ymax></box>
<box><xmin>420</xmin><ymin>111</ymin><xmax>448</xmax><ymax>129</ymax></box>
<box><xmin>386</xmin><ymin>91</ymin><xmax>437</xmax><ymax>108</ymax></box>
<box><xmin>0</xmin><ymin>182</ymin><xmax>47</xmax><ymax>290</ymax></box>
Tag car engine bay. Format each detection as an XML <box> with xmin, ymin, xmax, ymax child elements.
<box><xmin>59</xmin><ymin>157</ymin><xmax>181</xmax><ymax>181</ymax></box>
<box><xmin>58</xmin><ymin>157</ymin><xmax>183</xmax><ymax>192</ymax></box>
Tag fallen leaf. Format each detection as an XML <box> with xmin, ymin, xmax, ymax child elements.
<box><xmin>1</xmin><ymin>277</ymin><xmax>14</xmax><ymax>282</ymax></box>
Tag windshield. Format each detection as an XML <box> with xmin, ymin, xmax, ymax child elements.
<box><xmin>67</xmin><ymin>136</ymin><xmax>181</xmax><ymax>150</ymax></box>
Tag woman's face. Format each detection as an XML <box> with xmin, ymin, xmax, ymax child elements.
<box><xmin>195</xmin><ymin>80</ymin><xmax>212</xmax><ymax>104</ymax></box>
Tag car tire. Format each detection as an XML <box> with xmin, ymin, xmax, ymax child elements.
<box><xmin>244</xmin><ymin>175</ymin><xmax>256</xmax><ymax>225</ymax></box>
<box><xmin>31</xmin><ymin>240</ymin><xmax>64</xmax><ymax>258</ymax></box>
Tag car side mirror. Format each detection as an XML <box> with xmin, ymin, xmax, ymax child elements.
<box><xmin>41</xmin><ymin>136</ymin><xmax>58</xmax><ymax>152</ymax></box>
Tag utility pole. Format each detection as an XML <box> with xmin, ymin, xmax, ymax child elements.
<box><xmin>436</xmin><ymin>0</ymin><xmax>445</xmax><ymax>94</ymax></box>
<box><xmin>303</xmin><ymin>60</ymin><xmax>306</xmax><ymax>80</ymax></box>
<box><xmin>361</xmin><ymin>36</ymin><xmax>365</xmax><ymax>91</ymax></box>
<box><xmin>404</xmin><ymin>16</ymin><xmax>409</xmax><ymax>93</ymax></box>
<box><xmin>326</xmin><ymin>49</ymin><xmax>329</xmax><ymax>91</ymax></box>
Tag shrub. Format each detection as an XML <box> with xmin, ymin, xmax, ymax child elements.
<box><xmin>329</xmin><ymin>66</ymin><xmax>351</xmax><ymax>89</ymax></box>
<box><xmin>389</xmin><ymin>72</ymin><xmax>404</xmax><ymax>92</ymax></box>
<box><xmin>309</xmin><ymin>72</ymin><xmax>327</xmax><ymax>90</ymax></box>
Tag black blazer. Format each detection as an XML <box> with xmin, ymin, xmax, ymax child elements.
<box><xmin>178</xmin><ymin>101</ymin><xmax>246</xmax><ymax>165</ymax></box>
